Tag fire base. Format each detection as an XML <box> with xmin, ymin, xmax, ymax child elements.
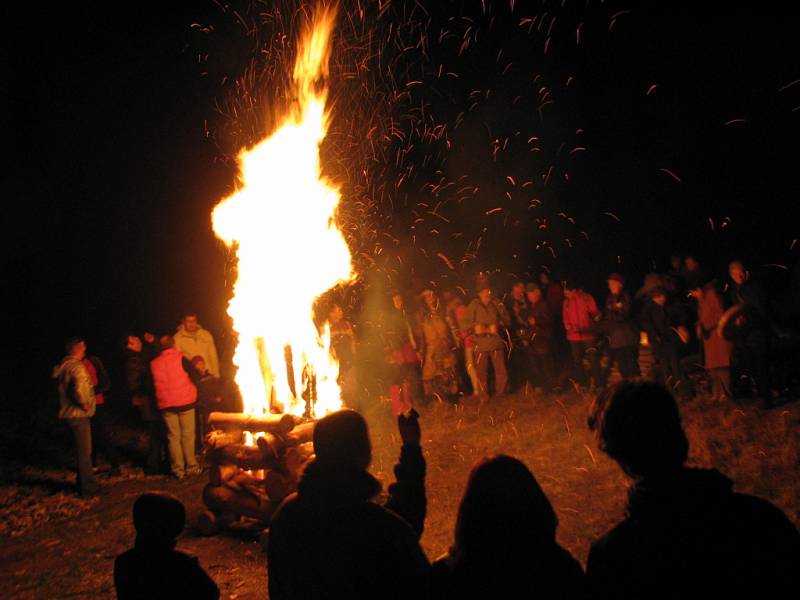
<box><xmin>195</xmin><ymin>411</ymin><xmax>316</xmax><ymax>541</ymax></box>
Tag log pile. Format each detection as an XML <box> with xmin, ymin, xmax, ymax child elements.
<box><xmin>196</xmin><ymin>411</ymin><xmax>316</xmax><ymax>536</ymax></box>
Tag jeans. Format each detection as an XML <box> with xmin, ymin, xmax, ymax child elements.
<box><xmin>162</xmin><ymin>408</ymin><xmax>199</xmax><ymax>478</ymax></box>
<box><xmin>66</xmin><ymin>417</ymin><xmax>96</xmax><ymax>495</ymax></box>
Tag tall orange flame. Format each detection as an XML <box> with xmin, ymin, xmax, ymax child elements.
<box><xmin>212</xmin><ymin>6</ymin><xmax>353</xmax><ymax>418</ymax></box>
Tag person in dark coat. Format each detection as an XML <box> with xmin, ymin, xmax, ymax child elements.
<box><xmin>586</xmin><ymin>382</ymin><xmax>800</xmax><ymax>600</ymax></box>
<box><xmin>83</xmin><ymin>349</ymin><xmax>123</xmax><ymax>475</ymax></box>
<box><xmin>431</xmin><ymin>455</ymin><xmax>585</xmax><ymax>600</ymax></box>
<box><xmin>602</xmin><ymin>273</ymin><xmax>641</xmax><ymax>381</ymax></box>
<box><xmin>726</xmin><ymin>260</ymin><xmax>772</xmax><ymax>406</ymax></box>
<box><xmin>639</xmin><ymin>288</ymin><xmax>691</xmax><ymax>397</ymax></box>
<box><xmin>267</xmin><ymin>409</ymin><xmax>429</xmax><ymax>600</ymax></box>
<box><xmin>114</xmin><ymin>492</ymin><xmax>219</xmax><ymax>600</ymax></box>
<box><xmin>123</xmin><ymin>333</ymin><xmax>164</xmax><ymax>474</ymax></box>
<box><xmin>525</xmin><ymin>283</ymin><xmax>555</xmax><ymax>392</ymax></box>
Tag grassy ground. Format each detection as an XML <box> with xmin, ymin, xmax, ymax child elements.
<box><xmin>1</xmin><ymin>389</ymin><xmax>798</xmax><ymax>599</ymax></box>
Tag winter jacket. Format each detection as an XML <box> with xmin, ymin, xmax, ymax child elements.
<box><xmin>124</xmin><ymin>348</ymin><xmax>158</xmax><ymax>421</ymax></box>
<box><xmin>150</xmin><ymin>348</ymin><xmax>197</xmax><ymax>411</ymax></box>
<box><xmin>53</xmin><ymin>356</ymin><xmax>96</xmax><ymax>419</ymax></box>
<box><xmin>174</xmin><ymin>325</ymin><xmax>220</xmax><ymax>378</ymax></box>
<box><xmin>697</xmin><ymin>285</ymin><xmax>731</xmax><ymax>369</ymax></box>
<box><xmin>505</xmin><ymin>296</ymin><xmax>529</xmax><ymax>335</ymax></box>
<box><xmin>587</xmin><ymin>468</ymin><xmax>800</xmax><ymax>600</ymax></box>
<box><xmin>114</xmin><ymin>542</ymin><xmax>219</xmax><ymax>600</ymax></box>
<box><xmin>268</xmin><ymin>445</ymin><xmax>429</xmax><ymax>600</ymax></box>
<box><xmin>528</xmin><ymin>300</ymin><xmax>554</xmax><ymax>354</ymax></box>
<box><xmin>82</xmin><ymin>355</ymin><xmax>110</xmax><ymax>406</ymax></box>
<box><xmin>463</xmin><ymin>299</ymin><xmax>508</xmax><ymax>353</ymax></box>
<box><xmin>639</xmin><ymin>300</ymin><xmax>681</xmax><ymax>349</ymax></box>
<box><xmin>603</xmin><ymin>292</ymin><xmax>639</xmax><ymax>349</ymax></box>
<box><xmin>563</xmin><ymin>292</ymin><xmax>600</xmax><ymax>342</ymax></box>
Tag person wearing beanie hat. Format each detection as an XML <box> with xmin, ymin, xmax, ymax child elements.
<box><xmin>114</xmin><ymin>492</ymin><xmax>219</xmax><ymax>599</ymax></box>
<box><xmin>268</xmin><ymin>409</ymin><xmax>429</xmax><ymax>598</ymax></box>
<box><xmin>463</xmin><ymin>283</ymin><xmax>510</xmax><ymax>398</ymax></box>
<box><xmin>603</xmin><ymin>273</ymin><xmax>641</xmax><ymax>382</ymax></box>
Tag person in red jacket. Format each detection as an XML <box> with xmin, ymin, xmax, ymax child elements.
<box><xmin>562</xmin><ymin>280</ymin><xmax>604</xmax><ymax>391</ymax></box>
<box><xmin>150</xmin><ymin>336</ymin><xmax>200</xmax><ymax>479</ymax></box>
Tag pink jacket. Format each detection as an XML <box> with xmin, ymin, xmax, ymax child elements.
<box><xmin>563</xmin><ymin>292</ymin><xmax>600</xmax><ymax>342</ymax></box>
<box><xmin>150</xmin><ymin>348</ymin><xmax>197</xmax><ymax>410</ymax></box>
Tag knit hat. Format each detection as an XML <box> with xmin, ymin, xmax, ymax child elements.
<box><xmin>607</xmin><ymin>273</ymin><xmax>625</xmax><ymax>285</ymax></box>
<box><xmin>525</xmin><ymin>282</ymin><xmax>540</xmax><ymax>293</ymax></box>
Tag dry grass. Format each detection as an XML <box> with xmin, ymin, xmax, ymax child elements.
<box><xmin>366</xmin><ymin>390</ymin><xmax>800</xmax><ymax>564</ymax></box>
<box><xmin>1</xmin><ymin>389</ymin><xmax>797</xmax><ymax>598</ymax></box>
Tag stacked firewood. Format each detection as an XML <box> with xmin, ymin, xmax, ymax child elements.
<box><xmin>196</xmin><ymin>411</ymin><xmax>315</xmax><ymax>536</ymax></box>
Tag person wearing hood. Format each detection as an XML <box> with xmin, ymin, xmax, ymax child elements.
<box><xmin>114</xmin><ymin>492</ymin><xmax>219</xmax><ymax>600</ymax></box>
<box><xmin>431</xmin><ymin>455</ymin><xmax>586</xmax><ymax>599</ymax></box>
<box><xmin>267</xmin><ymin>409</ymin><xmax>429</xmax><ymax>600</ymax></box>
<box><xmin>174</xmin><ymin>312</ymin><xmax>220</xmax><ymax>378</ymax></box>
<box><xmin>52</xmin><ymin>337</ymin><xmax>98</xmax><ymax>496</ymax></box>
<box><xmin>586</xmin><ymin>382</ymin><xmax>800</xmax><ymax>599</ymax></box>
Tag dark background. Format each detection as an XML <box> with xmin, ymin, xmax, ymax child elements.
<box><xmin>5</xmin><ymin>1</ymin><xmax>799</xmax><ymax>415</ymax></box>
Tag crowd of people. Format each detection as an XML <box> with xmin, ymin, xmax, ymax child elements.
<box><xmin>53</xmin><ymin>313</ymin><xmax>228</xmax><ymax>494</ymax></box>
<box><xmin>48</xmin><ymin>256</ymin><xmax>799</xmax><ymax>598</ymax></box>
<box><xmin>372</xmin><ymin>256</ymin><xmax>788</xmax><ymax>413</ymax></box>
<box><xmin>111</xmin><ymin>383</ymin><xmax>799</xmax><ymax>599</ymax></box>
<box><xmin>51</xmin><ymin>257</ymin><xmax>791</xmax><ymax>495</ymax></box>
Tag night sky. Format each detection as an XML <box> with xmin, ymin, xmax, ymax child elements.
<box><xmin>6</xmin><ymin>1</ymin><xmax>799</xmax><ymax>407</ymax></box>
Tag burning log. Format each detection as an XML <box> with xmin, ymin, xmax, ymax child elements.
<box><xmin>205</xmin><ymin>429</ymin><xmax>243</xmax><ymax>449</ymax></box>
<box><xmin>283</xmin><ymin>420</ymin><xmax>315</xmax><ymax>446</ymax></box>
<box><xmin>263</xmin><ymin>470</ymin><xmax>294</xmax><ymax>503</ymax></box>
<box><xmin>256</xmin><ymin>432</ymin><xmax>284</xmax><ymax>460</ymax></box>
<box><xmin>207</xmin><ymin>443</ymin><xmax>277</xmax><ymax>470</ymax></box>
<box><xmin>208</xmin><ymin>464</ymin><xmax>239</xmax><ymax>487</ymax></box>
<box><xmin>207</xmin><ymin>411</ymin><xmax>296</xmax><ymax>434</ymax></box>
<box><xmin>203</xmin><ymin>484</ymin><xmax>274</xmax><ymax>522</ymax></box>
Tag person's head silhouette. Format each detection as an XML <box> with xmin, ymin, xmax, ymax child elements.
<box><xmin>589</xmin><ymin>382</ymin><xmax>688</xmax><ymax>479</ymax></box>
<box><xmin>454</xmin><ymin>455</ymin><xmax>557</xmax><ymax>561</ymax></box>
<box><xmin>132</xmin><ymin>492</ymin><xmax>186</xmax><ymax>548</ymax></box>
<box><xmin>313</xmin><ymin>409</ymin><xmax>372</xmax><ymax>471</ymax></box>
